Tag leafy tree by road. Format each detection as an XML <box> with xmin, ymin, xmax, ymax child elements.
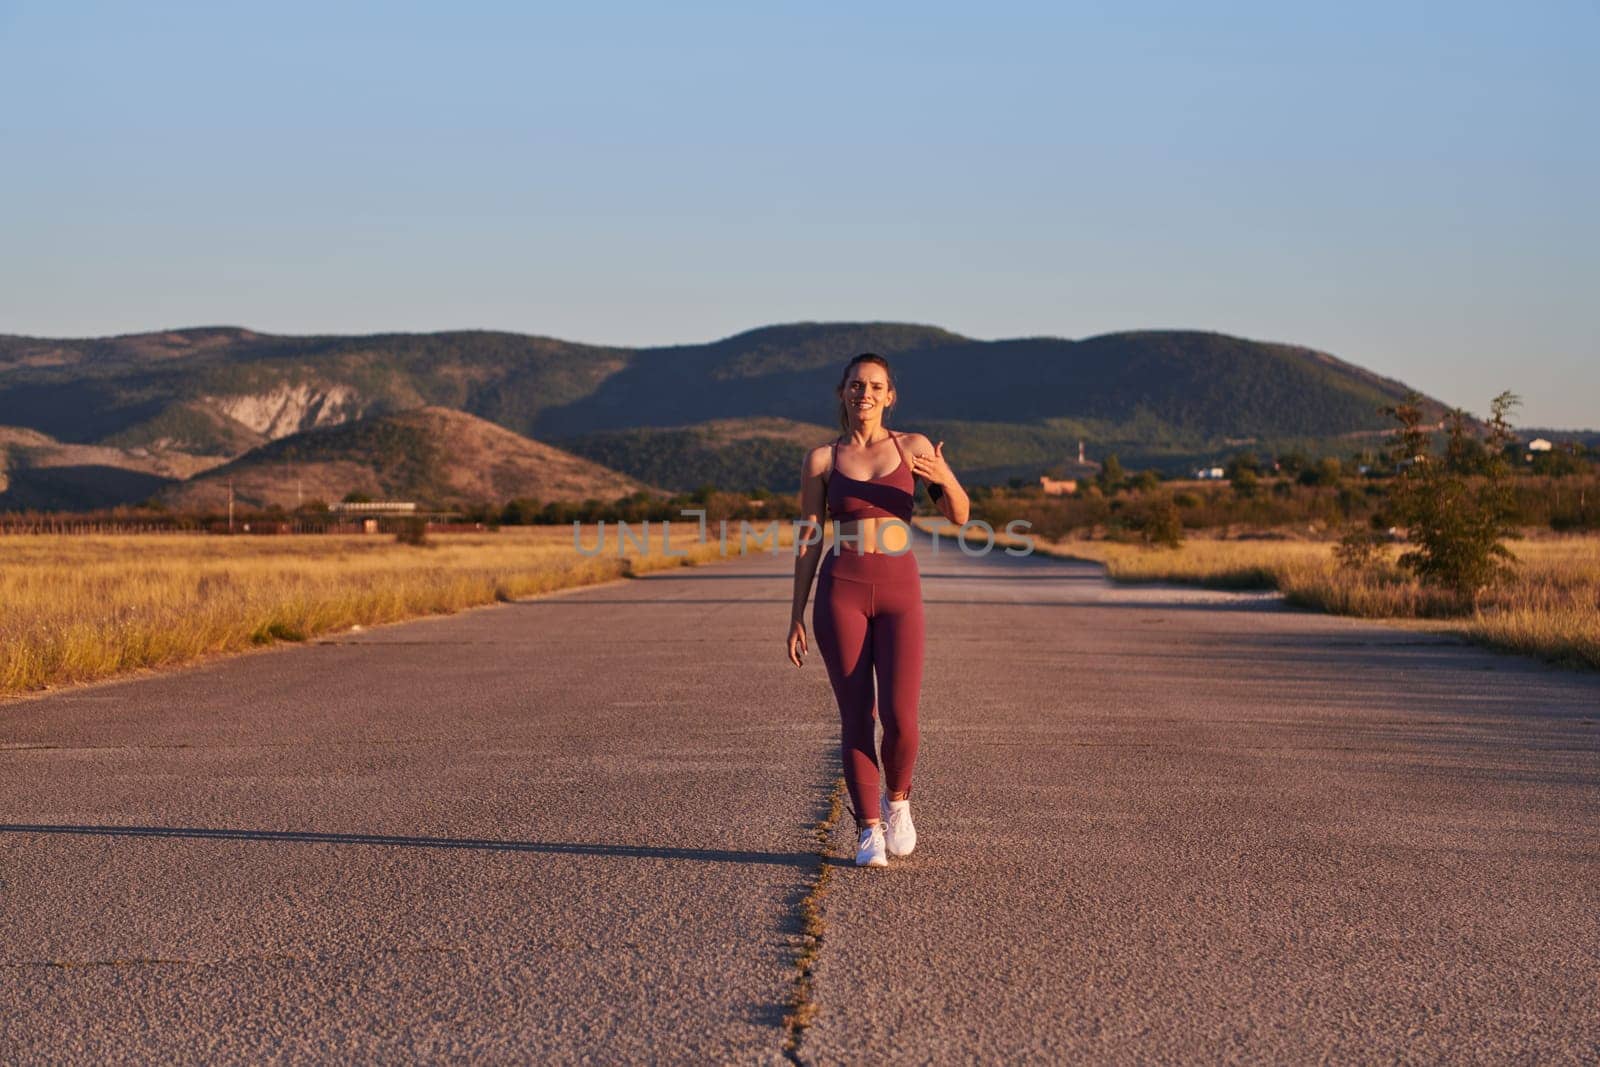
<box><xmin>1380</xmin><ymin>390</ymin><xmax>1520</xmax><ymax>606</ymax></box>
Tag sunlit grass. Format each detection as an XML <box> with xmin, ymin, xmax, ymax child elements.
<box><xmin>0</xmin><ymin>522</ymin><xmax>790</xmax><ymax>698</ymax></box>
<box><xmin>917</xmin><ymin>519</ymin><xmax>1600</xmax><ymax>669</ymax></box>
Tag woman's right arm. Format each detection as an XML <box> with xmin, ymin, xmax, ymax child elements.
<box><xmin>787</xmin><ymin>446</ymin><xmax>829</xmax><ymax>667</ymax></box>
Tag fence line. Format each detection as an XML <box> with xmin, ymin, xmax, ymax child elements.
<box><xmin>0</xmin><ymin>520</ymin><xmax>493</xmax><ymax>537</ymax></box>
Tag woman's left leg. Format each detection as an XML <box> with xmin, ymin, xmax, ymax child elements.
<box><xmin>871</xmin><ymin>570</ymin><xmax>925</xmax><ymax>798</ymax></box>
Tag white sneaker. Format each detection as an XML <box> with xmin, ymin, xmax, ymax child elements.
<box><xmin>855</xmin><ymin>823</ymin><xmax>888</xmax><ymax>867</ymax></box>
<box><xmin>882</xmin><ymin>795</ymin><xmax>917</xmax><ymax>857</ymax></box>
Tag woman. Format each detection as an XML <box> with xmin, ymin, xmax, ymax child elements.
<box><xmin>786</xmin><ymin>352</ymin><xmax>971</xmax><ymax>867</ymax></box>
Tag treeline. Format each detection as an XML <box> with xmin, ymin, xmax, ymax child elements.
<box><xmin>467</xmin><ymin>487</ymin><xmax>786</xmax><ymax>527</ymax></box>
<box><xmin>972</xmin><ymin>473</ymin><xmax>1600</xmax><ymax>543</ymax></box>
<box><xmin>969</xmin><ymin>419</ymin><xmax>1599</xmax><ymax>542</ymax></box>
<box><xmin>10</xmin><ymin>471</ymin><xmax>1595</xmax><ymax>538</ymax></box>
<box><xmin>0</xmin><ymin>486</ymin><xmax>790</xmax><ymax>532</ymax></box>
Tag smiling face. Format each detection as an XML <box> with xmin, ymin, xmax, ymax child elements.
<box><xmin>840</xmin><ymin>361</ymin><xmax>895</xmax><ymax>427</ymax></box>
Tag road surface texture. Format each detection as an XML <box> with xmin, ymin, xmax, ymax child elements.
<box><xmin>3</xmin><ymin>530</ymin><xmax>1598</xmax><ymax>1063</ymax></box>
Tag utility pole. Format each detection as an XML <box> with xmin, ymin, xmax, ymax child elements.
<box><xmin>228</xmin><ymin>478</ymin><xmax>235</xmax><ymax>534</ymax></box>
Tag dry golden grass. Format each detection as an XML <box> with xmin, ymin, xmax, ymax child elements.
<box><xmin>915</xmin><ymin>519</ymin><xmax>1600</xmax><ymax>670</ymax></box>
<box><xmin>0</xmin><ymin>522</ymin><xmax>789</xmax><ymax>699</ymax></box>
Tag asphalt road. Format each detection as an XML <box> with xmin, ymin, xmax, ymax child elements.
<box><xmin>3</xmin><ymin>531</ymin><xmax>1598</xmax><ymax>1063</ymax></box>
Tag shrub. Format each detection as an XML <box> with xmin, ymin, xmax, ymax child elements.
<box><xmin>1117</xmin><ymin>496</ymin><xmax>1185</xmax><ymax>549</ymax></box>
<box><xmin>1335</xmin><ymin>527</ymin><xmax>1382</xmax><ymax>570</ymax></box>
<box><xmin>1382</xmin><ymin>391</ymin><xmax>1519</xmax><ymax>606</ymax></box>
<box><xmin>1097</xmin><ymin>454</ymin><xmax>1125</xmax><ymax>494</ymax></box>
<box><xmin>1298</xmin><ymin>457</ymin><xmax>1343</xmax><ymax>487</ymax></box>
<box><xmin>395</xmin><ymin>516</ymin><xmax>431</xmax><ymax>546</ymax></box>
<box><xmin>1336</xmin><ymin>485</ymin><xmax>1365</xmax><ymax>517</ymax></box>
<box><xmin>1227</xmin><ymin>453</ymin><xmax>1260</xmax><ymax>498</ymax></box>
<box><xmin>501</xmin><ymin>497</ymin><xmax>543</xmax><ymax>525</ymax></box>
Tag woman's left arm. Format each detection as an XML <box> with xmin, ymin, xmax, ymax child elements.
<box><xmin>908</xmin><ymin>434</ymin><xmax>970</xmax><ymax>526</ymax></box>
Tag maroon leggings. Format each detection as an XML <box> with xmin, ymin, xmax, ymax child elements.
<box><xmin>813</xmin><ymin>546</ymin><xmax>925</xmax><ymax>825</ymax></box>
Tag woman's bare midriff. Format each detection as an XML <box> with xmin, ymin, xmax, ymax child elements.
<box><xmin>833</xmin><ymin>516</ymin><xmax>912</xmax><ymax>555</ymax></box>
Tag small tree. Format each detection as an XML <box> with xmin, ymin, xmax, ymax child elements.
<box><xmin>1443</xmin><ymin>409</ymin><xmax>1490</xmax><ymax>475</ymax></box>
<box><xmin>1096</xmin><ymin>454</ymin><xmax>1125</xmax><ymax>494</ymax></box>
<box><xmin>1277</xmin><ymin>450</ymin><xmax>1309</xmax><ymax>478</ymax></box>
<box><xmin>1298</xmin><ymin>457</ymin><xmax>1343</xmax><ymax>487</ymax></box>
<box><xmin>1226</xmin><ymin>451</ymin><xmax>1260</xmax><ymax>498</ymax></box>
<box><xmin>395</xmin><ymin>515</ymin><xmax>431</xmax><ymax>546</ymax></box>
<box><xmin>501</xmin><ymin>497</ymin><xmax>543</xmax><ymax>525</ymax></box>
<box><xmin>1136</xmin><ymin>497</ymin><xmax>1185</xmax><ymax>549</ymax></box>
<box><xmin>1382</xmin><ymin>391</ymin><xmax>1519</xmax><ymax>606</ymax></box>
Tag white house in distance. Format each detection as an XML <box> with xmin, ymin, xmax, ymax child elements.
<box><xmin>1527</xmin><ymin>438</ymin><xmax>1554</xmax><ymax>452</ymax></box>
<box><xmin>1194</xmin><ymin>466</ymin><xmax>1226</xmax><ymax>480</ymax></box>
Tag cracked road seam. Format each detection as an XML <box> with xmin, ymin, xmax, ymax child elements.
<box><xmin>782</xmin><ymin>776</ymin><xmax>844</xmax><ymax>1063</ymax></box>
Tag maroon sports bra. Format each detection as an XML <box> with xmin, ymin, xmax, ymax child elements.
<box><xmin>827</xmin><ymin>432</ymin><xmax>916</xmax><ymax>523</ymax></box>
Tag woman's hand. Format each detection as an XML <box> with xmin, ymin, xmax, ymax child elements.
<box><xmin>910</xmin><ymin>440</ymin><xmax>955</xmax><ymax>488</ymax></box>
<box><xmin>787</xmin><ymin>619</ymin><xmax>809</xmax><ymax>667</ymax></box>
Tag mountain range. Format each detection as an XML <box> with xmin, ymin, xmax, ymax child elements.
<box><xmin>0</xmin><ymin>321</ymin><xmax>1466</xmax><ymax>511</ymax></box>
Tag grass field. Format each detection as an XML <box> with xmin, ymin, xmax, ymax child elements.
<box><xmin>10</xmin><ymin>518</ymin><xmax>1593</xmax><ymax>699</ymax></box>
<box><xmin>0</xmin><ymin>522</ymin><xmax>790</xmax><ymax>699</ymax></box>
<box><xmin>918</xmin><ymin>519</ymin><xmax>1600</xmax><ymax>670</ymax></box>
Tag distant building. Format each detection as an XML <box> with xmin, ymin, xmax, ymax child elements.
<box><xmin>1528</xmin><ymin>438</ymin><xmax>1554</xmax><ymax>452</ymax></box>
<box><xmin>1195</xmin><ymin>466</ymin><xmax>1226</xmax><ymax>480</ymax></box>
<box><xmin>330</xmin><ymin>500</ymin><xmax>418</xmax><ymax>514</ymax></box>
<box><xmin>1040</xmin><ymin>440</ymin><xmax>1101</xmax><ymax>495</ymax></box>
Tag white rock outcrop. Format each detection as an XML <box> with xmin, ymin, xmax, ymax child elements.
<box><xmin>205</xmin><ymin>383</ymin><xmax>364</xmax><ymax>440</ymax></box>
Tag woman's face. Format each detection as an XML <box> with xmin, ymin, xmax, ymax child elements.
<box><xmin>842</xmin><ymin>364</ymin><xmax>893</xmax><ymax>422</ymax></box>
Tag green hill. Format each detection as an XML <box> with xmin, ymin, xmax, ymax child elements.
<box><xmin>558</xmin><ymin>417</ymin><xmax>838</xmax><ymax>493</ymax></box>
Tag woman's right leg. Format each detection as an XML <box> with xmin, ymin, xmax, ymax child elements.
<box><xmin>812</xmin><ymin>570</ymin><xmax>880</xmax><ymax>824</ymax></box>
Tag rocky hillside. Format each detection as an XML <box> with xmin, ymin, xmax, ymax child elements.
<box><xmin>157</xmin><ymin>406</ymin><xmax>658</xmax><ymax>511</ymax></box>
<box><xmin>0</xmin><ymin>426</ymin><xmax>224</xmax><ymax>511</ymax></box>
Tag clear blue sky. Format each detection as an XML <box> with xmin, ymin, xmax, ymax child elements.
<box><xmin>2</xmin><ymin>1</ymin><xmax>1595</xmax><ymax>426</ymax></box>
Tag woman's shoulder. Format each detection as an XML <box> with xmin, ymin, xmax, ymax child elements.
<box><xmin>807</xmin><ymin>437</ymin><xmax>842</xmax><ymax>459</ymax></box>
<box><xmin>892</xmin><ymin>430</ymin><xmax>933</xmax><ymax>452</ymax></box>
<box><xmin>802</xmin><ymin>440</ymin><xmax>838</xmax><ymax>477</ymax></box>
